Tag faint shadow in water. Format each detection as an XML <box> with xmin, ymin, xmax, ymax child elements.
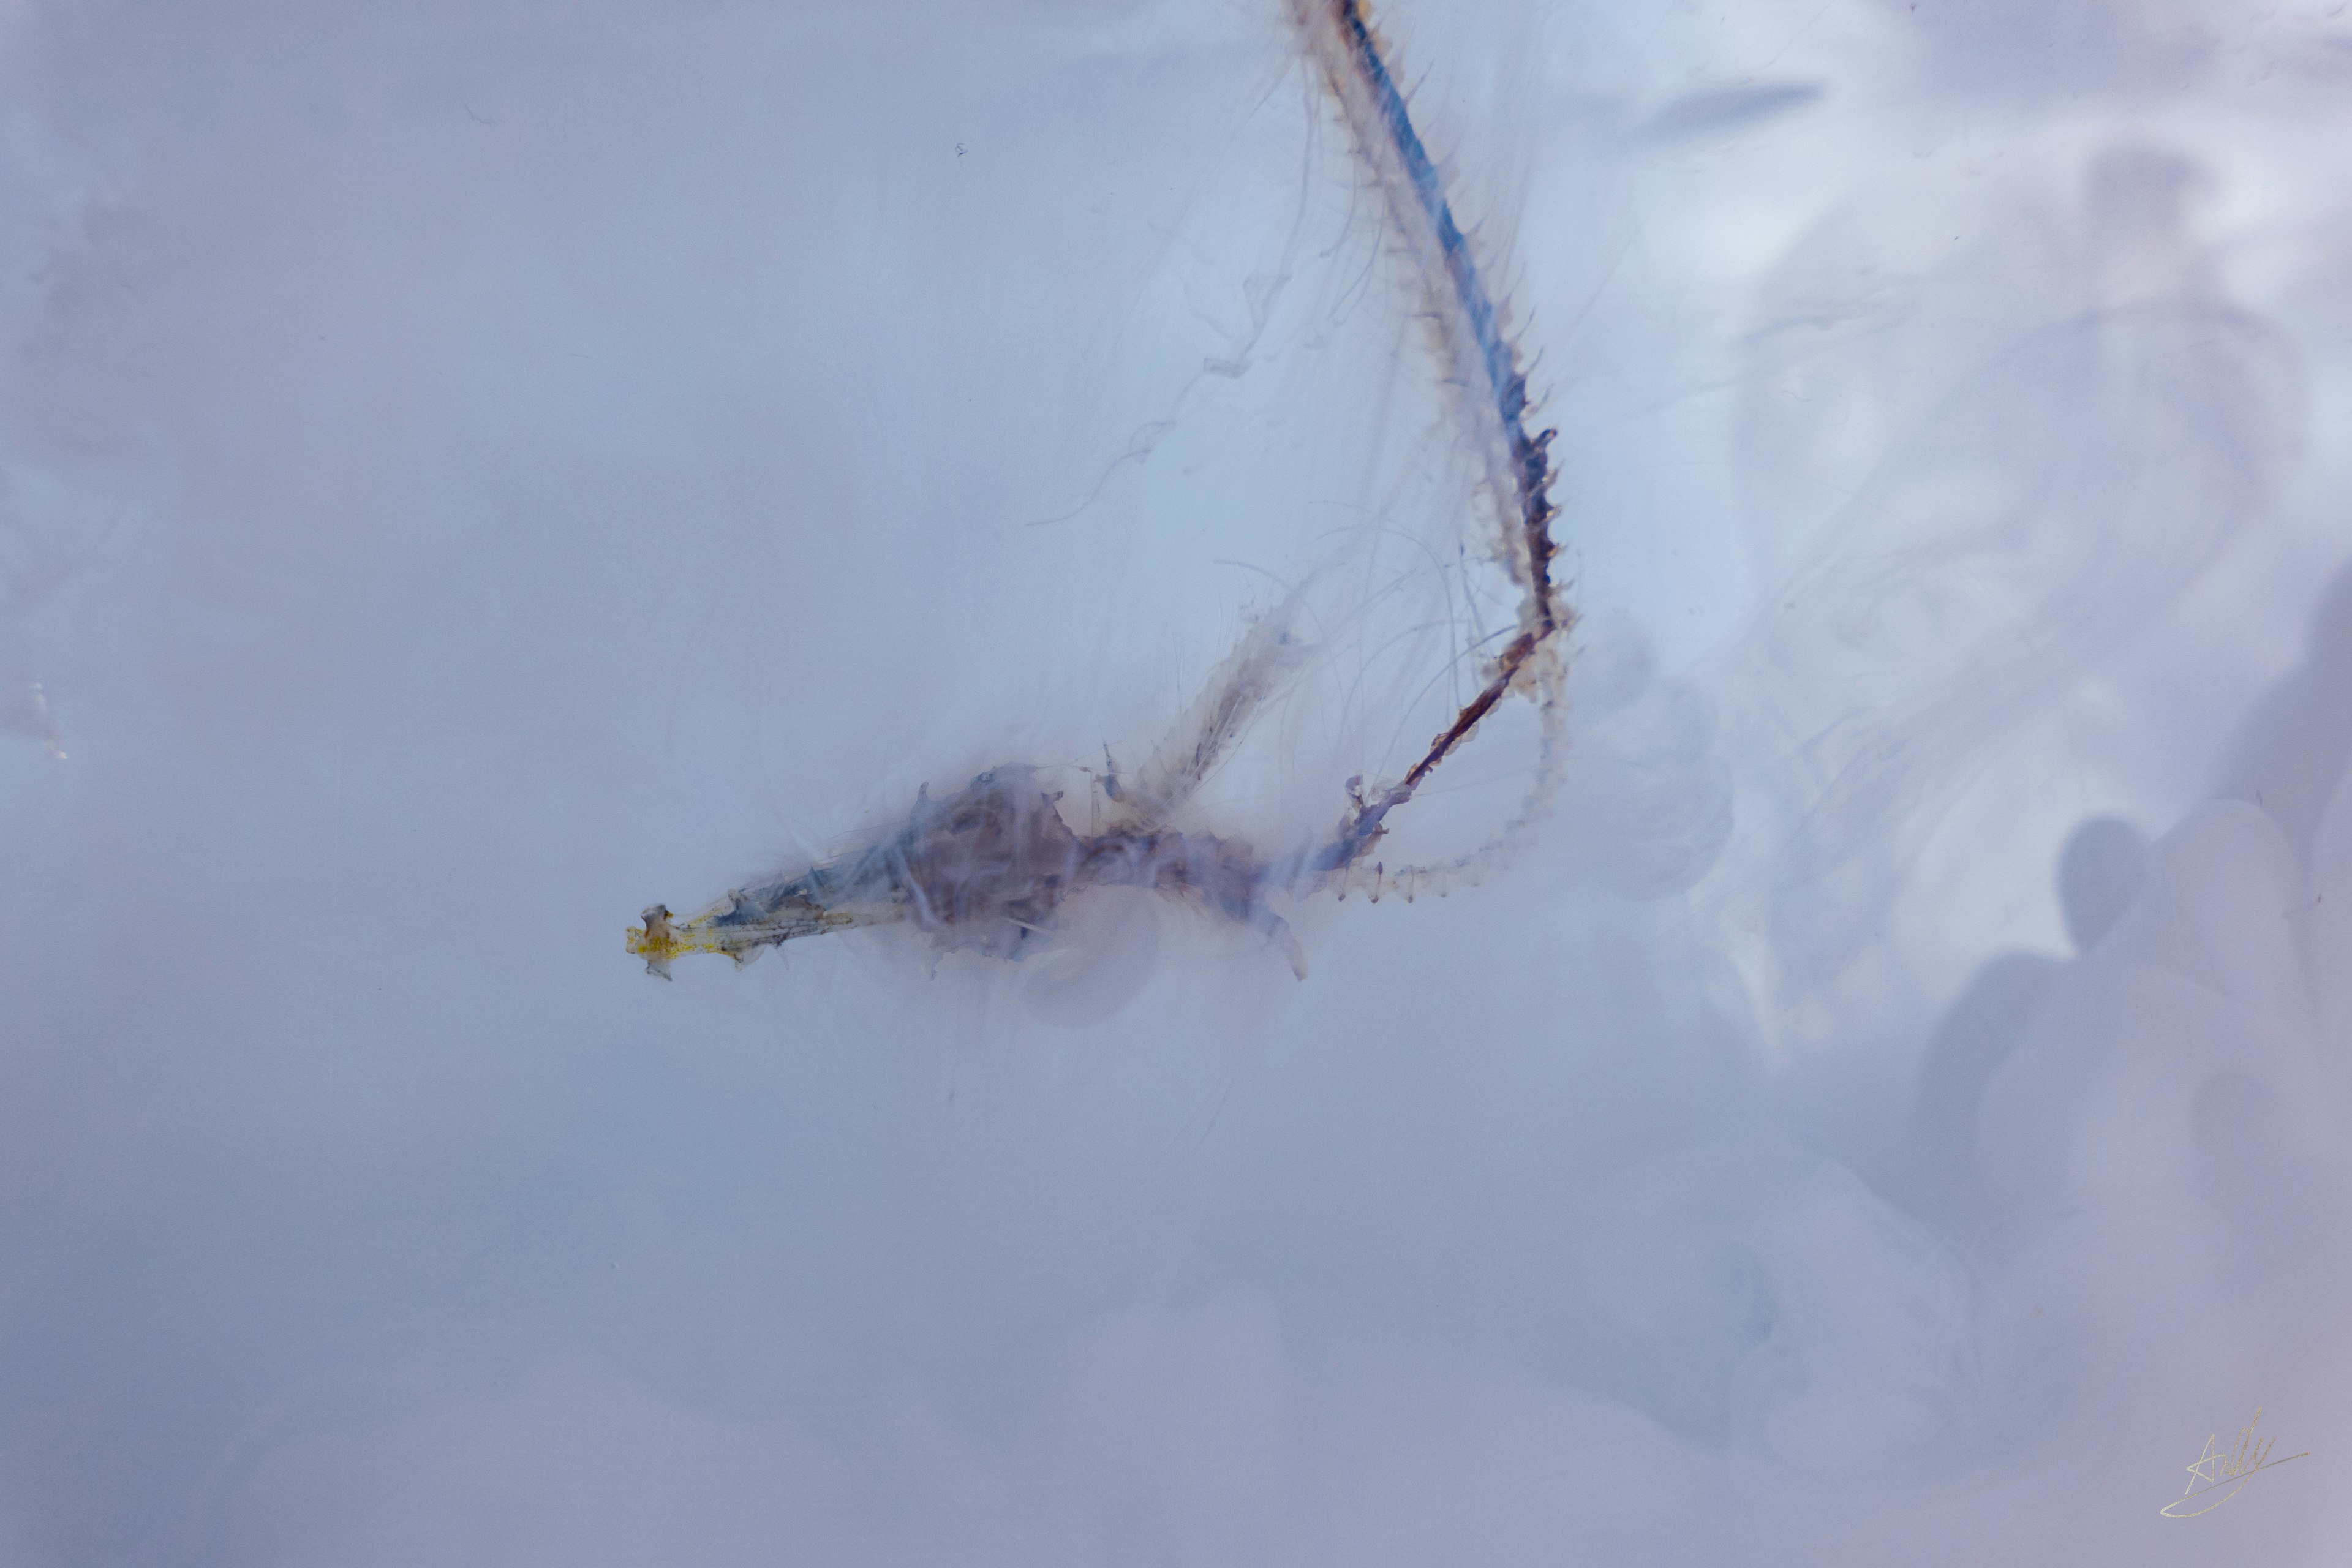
<box><xmin>2211</xmin><ymin>558</ymin><xmax>2352</xmax><ymax>859</ymax></box>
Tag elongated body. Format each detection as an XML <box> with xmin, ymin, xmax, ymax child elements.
<box><xmin>630</xmin><ymin>0</ymin><xmax>1568</xmax><ymax>981</ymax></box>
<box><xmin>629</xmin><ymin>767</ymin><xmax>1303</xmax><ymax>978</ymax></box>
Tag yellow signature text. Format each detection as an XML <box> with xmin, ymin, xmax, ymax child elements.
<box><xmin>2160</xmin><ymin>1406</ymin><xmax>2310</xmax><ymax>1518</ymax></box>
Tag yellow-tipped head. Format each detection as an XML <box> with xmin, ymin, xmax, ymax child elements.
<box><xmin>627</xmin><ymin>891</ymin><xmax>869</xmax><ymax>977</ymax></box>
<box><xmin>626</xmin><ymin>904</ymin><xmax>689</xmax><ymax>978</ymax></box>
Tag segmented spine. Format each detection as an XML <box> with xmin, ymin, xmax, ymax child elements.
<box><xmin>1287</xmin><ymin>0</ymin><xmax>1572</xmax><ymax>890</ymax></box>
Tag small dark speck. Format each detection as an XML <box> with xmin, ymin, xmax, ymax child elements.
<box><xmin>463</xmin><ymin>101</ymin><xmax>495</xmax><ymax>126</ymax></box>
<box><xmin>956</xmin><ymin>142</ymin><xmax>967</xmax><ymax>157</ymax></box>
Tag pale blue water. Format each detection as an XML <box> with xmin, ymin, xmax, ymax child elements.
<box><xmin>2</xmin><ymin>2</ymin><xmax>2349</xmax><ymax>1563</ymax></box>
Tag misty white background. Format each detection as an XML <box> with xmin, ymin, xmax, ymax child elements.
<box><xmin>4</xmin><ymin>0</ymin><xmax>2351</xmax><ymax>1562</ymax></box>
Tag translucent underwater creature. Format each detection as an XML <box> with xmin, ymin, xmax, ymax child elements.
<box><xmin>630</xmin><ymin>0</ymin><xmax>1570</xmax><ymax>982</ymax></box>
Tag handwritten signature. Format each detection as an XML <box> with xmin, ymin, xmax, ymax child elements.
<box><xmin>2160</xmin><ymin>1406</ymin><xmax>2310</xmax><ymax>1517</ymax></box>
